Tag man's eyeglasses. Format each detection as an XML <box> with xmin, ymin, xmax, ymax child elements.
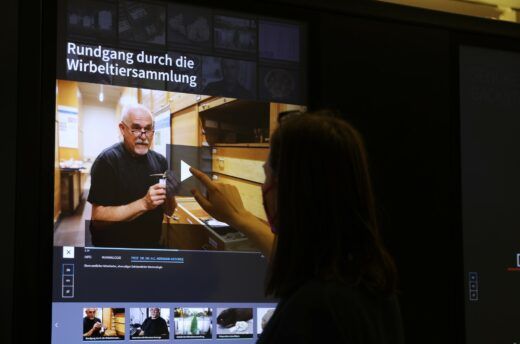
<box><xmin>121</xmin><ymin>121</ymin><xmax>155</xmax><ymax>137</ymax></box>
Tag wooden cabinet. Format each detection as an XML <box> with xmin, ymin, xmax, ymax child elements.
<box><xmin>210</xmin><ymin>145</ymin><xmax>268</xmax><ymax>221</ymax></box>
<box><xmin>198</xmin><ymin>97</ymin><xmax>236</xmax><ymax>112</ymax></box>
<box><xmin>171</xmin><ymin>105</ymin><xmax>201</xmax><ymax>147</ymax></box>
<box><xmin>162</xmin><ymin>197</ymin><xmax>257</xmax><ymax>251</ymax></box>
<box><xmin>162</xmin><ymin>199</ymin><xmax>210</xmax><ymax>250</ymax></box>
<box><xmin>214</xmin><ymin>174</ymin><xmax>267</xmax><ymax>221</ymax></box>
<box><xmin>168</xmin><ymin>97</ymin><xmax>305</xmax><ymax>222</ymax></box>
<box><xmin>166</xmin><ymin>96</ymin><xmax>306</xmax><ymax>250</ymax></box>
<box><xmin>60</xmin><ymin>169</ymin><xmax>82</xmax><ymax>214</ymax></box>
<box><xmin>199</xmin><ymin>99</ymin><xmax>270</xmax><ymax>145</ymax></box>
<box><xmin>211</xmin><ymin>145</ymin><xmax>268</xmax><ymax>184</ymax></box>
<box><xmin>114</xmin><ymin>312</ymin><xmax>125</xmax><ymax>336</ymax></box>
<box><xmin>169</xmin><ymin>93</ymin><xmax>211</xmax><ymax>113</ymax></box>
<box><xmin>100</xmin><ymin>308</ymin><xmax>125</xmax><ymax>337</ymax></box>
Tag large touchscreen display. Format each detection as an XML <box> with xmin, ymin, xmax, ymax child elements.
<box><xmin>460</xmin><ymin>45</ymin><xmax>520</xmax><ymax>344</ymax></box>
<box><xmin>52</xmin><ymin>1</ymin><xmax>306</xmax><ymax>342</ymax></box>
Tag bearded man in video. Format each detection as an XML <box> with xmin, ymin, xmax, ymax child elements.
<box><xmin>88</xmin><ymin>104</ymin><xmax>179</xmax><ymax>248</ymax></box>
<box><xmin>138</xmin><ymin>308</ymin><xmax>169</xmax><ymax>338</ymax></box>
<box><xmin>83</xmin><ymin>308</ymin><xmax>102</xmax><ymax>338</ymax></box>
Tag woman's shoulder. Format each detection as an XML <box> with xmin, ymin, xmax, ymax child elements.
<box><xmin>262</xmin><ymin>279</ymin><xmax>403</xmax><ymax>343</ymax></box>
<box><xmin>286</xmin><ymin>278</ymin><xmax>398</xmax><ymax>308</ymax></box>
<box><xmin>285</xmin><ymin>279</ymin><xmax>400</xmax><ymax>320</ymax></box>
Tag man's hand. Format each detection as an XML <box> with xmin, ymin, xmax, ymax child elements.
<box><xmin>142</xmin><ymin>183</ymin><xmax>167</xmax><ymax>210</ymax></box>
<box><xmin>84</xmin><ymin>322</ymin><xmax>102</xmax><ymax>337</ymax></box>
<box><xmin>92</xmin><ymin>183</ymin><xmax>166</xmax><ymax>222</ymax></box>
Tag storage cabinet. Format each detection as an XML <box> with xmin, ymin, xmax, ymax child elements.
<box><xmin>100</xmin><ymin>308</ymin><xmax>125</xmax><ymax>337</ymax></box>
<box><xmin>198</xmin><ymin>97</ymin><xmax>236</xmax><ymax>112</ymax></box>
<box><xmin>162</xmin><ymin>199</ymin><xmax>209</xmax><ymax>250</ymax></box>
<box><xmin>199</xmin><ymin>99</ymin><xmax>270</xmax><ymax>145</ymax></box>
<box><xmin>212</xmin><ymin>145</ymin><xmax>268</xmax><ymax>184</ymax></box>
<box><xmin>114</xmin><ymin>313</ymin><xmax>125</xmax><ymax>337</ymax></box>
<box><xmin>60</xmin><ymin>168</ymin><xmax>82</xmax><ymax>214</ymax></box>
<box><xmin>162</xmin><ymin>197</ymin><xmax>256</xmax><ymax>251</ymax></box>
<box><xmin>171</xmin><ymin>105</ymin><xmax>201</xmax><ymax>147</ymax></box>
<box><xmin>169</xmin><ymin>93</ymin><xmax>211</xmax><ymax>113</ymax></box>
<box><xmin>165</xmin><ymin>94</ymin><xmax>306</xmax><ymax>251</ymax></box>
<box><xmin>214</xmin><ymin>174</ymin><xmax>267</xmax><ymax>221</ymax></box>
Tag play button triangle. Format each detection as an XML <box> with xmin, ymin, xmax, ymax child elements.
<box><xmin>180</xmin><ymin>160</ymin><xmax>192</xmax><ymax>182</ymax></box>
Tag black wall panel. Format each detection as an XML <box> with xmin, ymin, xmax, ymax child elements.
<box><xmin>312</xmin><ymin>14</ymin><xmax>458</xmax><ymax>343</ymax></box>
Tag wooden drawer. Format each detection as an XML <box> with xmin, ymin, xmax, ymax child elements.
<box><xmin>213</xmin><ymin>174</ymin><xmax>266</xmax><ymax>221</ymax></box>
<box><xmin>163</xmin><ymin>222</ymin><xmax>209</xmax><ymax>250</ymax></box>
<box><xmin>171</xmin><ymin>105</ymin><xmax>200</xmax><ymax>147</ymax></box>
<box><xmin>212</xmin><ymin>146</ymin><xmax>268</xmax><ymax>183</ymax></box>
<box><xmin>163</xmin><ymin>198</ymin><xmax>211</xmax><ymax>250</ymax></box>
<box><xmin>170</xmin><ymin>93</ymin><xmax>211</xmax><ymax>113</ymax></box>
<box><xmin>102</xmin><ymin>309</ymin><xmax>113</xmax><ymax>329</ymax></box>
<box><xmin>174</xmin><ymin>203</ymin><xmax>199</xmax><ymax>225</ymax></box>
<box><xmin>115</xmin><ymin>324</ymin><xmax>125</xmax><ymax>336</ymax></box>
<box><xmin>114</xmin><ymin>315</ymin><xmax>125</xmax><ymax>336</ymax></box>
<box><xmin>198</xmin><ymin>97</ymin><xmax>236</xmax><ymax>112</ymax></box>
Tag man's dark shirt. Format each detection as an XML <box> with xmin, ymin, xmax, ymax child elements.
<box><xmin>83</xmin><ymin>317</ymin><xmax>102</xmax><ymax>337</ymax></box>
<box><xmin>88</xmin><ymin>142</ymin><xmax>167</xmax><ymax>248</ymax></box>
<box><xmin>141</xmin><ymin>316</ymin><xmax>169</xmax><ymax>337</ymax></box>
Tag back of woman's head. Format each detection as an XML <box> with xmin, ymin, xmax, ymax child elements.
<box><xmin>266</xmin><ymin>110</ymin><xmax>397</xmax><ymax>298</ymax></box>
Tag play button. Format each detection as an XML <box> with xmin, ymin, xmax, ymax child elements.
<box><xmin>168</xmin><ymin>144</ymin><xmax>212</xmax><ymax>196</ymax></box>
<box><xmin>180</xmin><ymin>160</ymin><xmax>192</xmax><ymax>182</ymax></box>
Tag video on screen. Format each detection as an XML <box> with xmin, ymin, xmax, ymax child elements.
<box><xmin>83</xmin><ymin>307</ymin><xmax>125</xmax><ymax>340</ymax></box>
<box><xmin>129</xmin><ymin>307</ymin><xmax>170</xmax><ymax>340</ymax></box>
<box><xmin>52</xmin><ymin>80</ymin><xmax>305</xmax><ymax>252</ymax></box>
<box><xmin>54</xmin><ymin>1</ymin><xmax>306</xmax><ymax>253</ymax></box>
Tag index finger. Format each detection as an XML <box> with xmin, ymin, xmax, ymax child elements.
<box><xmin>189</xmin><ymin>167</ymin><xmax>215</xmax><ymax>189</ymax></box>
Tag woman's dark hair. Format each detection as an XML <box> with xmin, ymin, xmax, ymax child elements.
<box><xmin>265</xmin><ymin>110</ymin><xmax>397</xmax><ymax>298</ymax></box>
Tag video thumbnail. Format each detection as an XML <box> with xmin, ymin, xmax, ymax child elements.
<box><xmin>173</xmin><ymin>308</ymin><xmax>212</xmax><ymax>339</ymax></box>
<box><xmin>129</xmin><ymin>307</ymin><xmax>170</xmax><ymax>340</ymax></box>
<box><xmin>216</xmin><ymin>308</ymin><xmax>253</xmax><ymax>339</ymax></box>
<box><xmin>256</xmin><ymin>307</ymin><xmax>275</xmax><ymax>336</ymax></box>
<box><xmin>83</xmin><ymin>307</ymin><xmax>125</xmax><ymax>340</ymax></box>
